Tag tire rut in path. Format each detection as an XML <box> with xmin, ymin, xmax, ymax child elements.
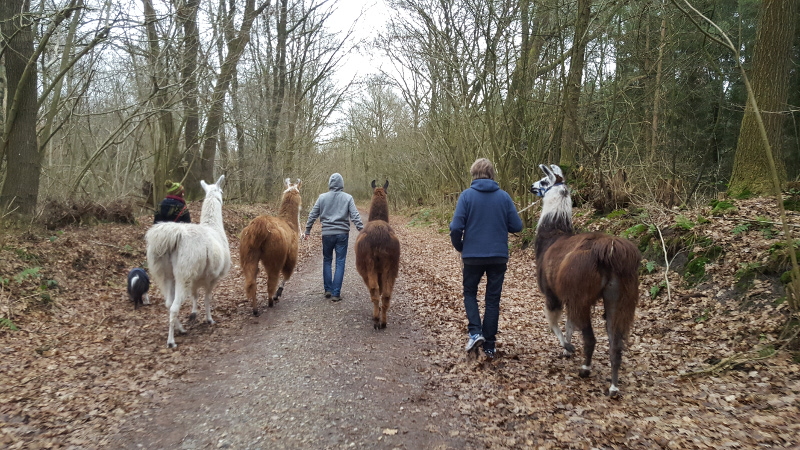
<box><xmin>110</xmin><ymin>226</ymin><xmax>473</xmax><ymax>449</ymax></box>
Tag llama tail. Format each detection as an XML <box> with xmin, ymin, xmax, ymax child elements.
<box><xmin>145</xmin><ymin>223</ymin><xmax>184</xmax><ymax>285</ymax></box>
<box><xmin>592</xmin><ymin>236</ymin><xmax>640</xmax><ymax>341</ymax></box>
<box><xmin>239</xmin><ymin>218</ymin><xmax>272</xmax><ymax>261</ymax></box>
<box><xmin>593</xmin><ymin>236</ymin><xmax>641</xmax><ymax>278</ymax></box>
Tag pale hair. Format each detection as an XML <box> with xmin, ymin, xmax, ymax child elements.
<box><xmin>470</xmin><ymin>158</ymin><xmax>495</xmax><ymax>180</ymax></box>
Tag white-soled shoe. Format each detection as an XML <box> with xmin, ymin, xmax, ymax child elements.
<box><xmin>465</xmin><ymin>334</ymin><xmax>485</xmax><ymax>353</ymax></box>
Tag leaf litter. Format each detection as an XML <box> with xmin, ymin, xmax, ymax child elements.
<box><xmin>0</xmin><ymin>197</ymin><xmax>798</xmax><ymax>448</ymax></box>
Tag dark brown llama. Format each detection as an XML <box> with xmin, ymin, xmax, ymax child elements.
<box><xmin>355</xmin><ymin>180</ymin><xmax>401</xmax><ymax>329</ymax></box>
<box><xmin>531</xmin><ymin>164</ymin><xmax>641</xmax><ymax>398</ymax></box>
<box><xmin>240</xmin><ymin>179</ymin><xmax>302</xmax><ymax>316</ymax></box>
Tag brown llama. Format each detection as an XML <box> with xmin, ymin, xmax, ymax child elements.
<box><xmin>355</xmin><ymin>180</ymin><xmax>401</xmax><ymax>329</ymax></box>
<box><xmin>239</xmin><ymin>178</ymin><xmax>302</xmax><ymax>316</ymax></box>
<box><xmin>531</xmin><ymin>164</ymin><xmax>641</xmax><ymax>398</ymax></box>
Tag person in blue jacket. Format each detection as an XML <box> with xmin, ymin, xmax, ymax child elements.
<box><xmin>449</xmin><ymin>158</ymin><xmax>523</xmax><ymax>360</ymax></box>
<box><xmin>304</xmin><ymin>173</ymin><xmax>364</xmax><ymax>302</ymax></box>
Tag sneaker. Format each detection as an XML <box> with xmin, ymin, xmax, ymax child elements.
<box><xmin>324</xmin><ymin>291</ymin><xmax>332</xmax><ymax>298</ymax></box>
<box><xmin>331</xmin><ymin>295</ymin><xmax>341</xmax><ymax>302</ymax></box>
<box><xmin>465</xmin><ymin>334</ymin><xmax>485</xmax><ymax>352</ymax></box>
<box><xmin>483</xmin><ymin>348</ymin><xmax>496</xmax><ymax>360</ymax></box>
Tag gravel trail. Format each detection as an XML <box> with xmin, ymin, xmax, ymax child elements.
<box><xmin>109</xmin><ymin>225</ymin><xmax>474</xmax><ymax>449</ymax></box>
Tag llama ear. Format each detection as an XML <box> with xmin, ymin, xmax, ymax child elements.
<box><xmin>200</xmin><ymin>180</ymin><xmax>209</xmax><ymax>192</ymax></box>
<box><xmin>549</xmin><ymin>165</ymin><xmax>565</xmax><ymax>181</ymax></box>
<box><xmin>284</xmin><ymin>178</ymin><xmax>291</xmax><ymax>188</ymax></box>
<box><xmin>296</xmin><ymin>179</ymin><xmax>302</xmax><ymax>189</ymax></box>
<box><xmin>371</xmin><ymin>180</ymin><xmax>377</xmax><ymax>189</ymax></box>
<box><xmin>383</xmin><ymin>180</ymin><xmax>389</xmax><ymax>191</ymax></box>
<box><xmin>215</xmin><ymin>175</ymin><xmax>225</xmax><ymax>189</ymax></box>
<box><xmin>540</xmin><ymin>164</ymin><xmax>553</xmax><ymax>177</ymax></box>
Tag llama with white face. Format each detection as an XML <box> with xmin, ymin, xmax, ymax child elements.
<box><xmin>146</xmin><ymin>175</ymin><xmax>231</xmax><ymax>348</ymax></box>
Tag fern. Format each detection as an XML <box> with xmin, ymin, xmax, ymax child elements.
<box><xmin>0</xmin><ymin>317</ymin><xmax>19</xmax><ymax>331</ymax></box>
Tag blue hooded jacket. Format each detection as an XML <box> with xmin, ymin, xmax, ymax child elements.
<box><xmin>449</xmin><ymin>178</ymin><xmax>523</xmax><ymax>262</ymax></box>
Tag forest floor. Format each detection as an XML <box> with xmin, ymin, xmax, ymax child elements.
<box><xmin>1</xmin><ymin>196</ymin><xmax>799</xmax><ymax>449</ymax></box>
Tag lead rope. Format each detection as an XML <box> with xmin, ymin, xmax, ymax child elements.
<box><xmin>517</xmin><ymin>200</ymin><xmax>539</xmax><ymax>215</ymax></box>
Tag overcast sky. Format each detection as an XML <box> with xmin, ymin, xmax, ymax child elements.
<box><xmin>328</xmin><ymin>0</ymin><xmax>390</xmax><ymax>87</ymax></box>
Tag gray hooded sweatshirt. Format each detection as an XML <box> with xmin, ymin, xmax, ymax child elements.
<box><xmin>305</xmin><ymin>173</ymin><xmax>364</xmax><ymax>236</ymax></box>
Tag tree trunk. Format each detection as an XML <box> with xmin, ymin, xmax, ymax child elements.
<box><xmin>729</xmin><ymin>0</ymin><xmax>798</xmax><ymax>196</ymax></box>
<box><xmin>143</xmin><ymin>0</ymin><xmax>179</xmax><ymax>206</ymax></box>
<box><xmin>558</xmin><ymin>0</ymin><xmax>592</xmax><ymax>172</ymax></box>
<box><xmin>177</xmin><ymin>0</ymin><xmax>201</xmax><ymax>198</ymax></box>
<box><xmin>0</xmin><ymin>0</ymin><xmax>40</xmax><ymax>215</ymax></box>
<box><xmin>198</xmin><ymin>0</ymin><xmax>270</xmax><ymax>186</ymax></box>
<box><xmin>264</xmin><ymin>0</ymin><xmax>288</xmax><ymax>197</ymax></box>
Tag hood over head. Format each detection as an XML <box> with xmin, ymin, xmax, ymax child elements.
<box><xmin>329</xmin><ymin>173</ymin><xmax>344</xmax><ymax>191</ymax></box>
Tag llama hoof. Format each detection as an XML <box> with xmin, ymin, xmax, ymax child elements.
<box><xmin>564</xmin><ymin>343</ymin><xmax>575</xmax><ymax>354</ymax></box>
<box><xmin>207</xmin><ymin>319</ymin><xmax>216</xmax><ymax>325</ymax></box>
<box><xmin>189</xmin><ymin>312</ymin><xmax>197</xmax><ymax>322</ymax></box>
<box><xmin>579</xmin><ymin>366</ymin><xmax>591</xmax><ymax>378</ymax></box>
<box><xmin>252</xmin><ymin>309</ymin><xmax>260</xmax><ymax>317</ymax></box>
<box><xmin>608</xmin><ymin>386</ymin><xmax>620</xmax><ymax>398</ymax></box>
<box><xmin>275</xmin><ymin>287</ymin><xmax>284</xmax><ymax>297</ymax></box>
<box><xmin>168</xmin><ymin>342</ymin><xmax>177</xmax><ymax>348</ymax></box>
<box><xmin>268</xmin><ymin>299</ymin><xmax>274</xmax><ymax>308</ymax></box>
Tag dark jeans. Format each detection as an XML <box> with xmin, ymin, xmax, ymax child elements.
<box><xmin>322</xmin><ymin>233</ymin><xmax>349</xmax><ymax>296</ymax></box>
<box><xmin>463</xmin><ymin>262</ymin><xmax>507</xmax><ymax>351</ymax></box>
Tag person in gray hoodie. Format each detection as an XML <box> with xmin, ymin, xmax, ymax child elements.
<box><xmin>304</xmin><ymin>173</ymin><xmax>364</xmax><ymax>301</ymax></box>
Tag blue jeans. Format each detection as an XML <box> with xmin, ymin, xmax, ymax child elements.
<box><xmin>322</xmin><ymin>234</ymin><xmax>349</xmax><ymax>296</ymax></box>
<box><xmin>463</xmin><ymin>263</ymin><xmax>507</xmax><ymax>351</ymax></box>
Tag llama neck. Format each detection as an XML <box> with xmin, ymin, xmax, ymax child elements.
<box><xmin>535</xmin><ymin>189</ymin><xmax>574</xmax><ymax>259</ymax></box>
<box><xmin>200</xmin><ymin>196</ymin><xmax>224</xmax><ymax>230</ymax></box>
<box><xmin>279</xmin><ymin>194</ymin><xmax>301</xmax><ymax>233</ymax></box>
<box><xmin>368</xmin><ymin>191</ymin><xmax>389</xmax><ymax>222</ymax></box>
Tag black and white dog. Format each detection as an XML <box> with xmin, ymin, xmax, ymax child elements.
<box><xmin>127</xmin><ymin>268</ymin><xmax>150</xmax><ymax>309</ymax></box>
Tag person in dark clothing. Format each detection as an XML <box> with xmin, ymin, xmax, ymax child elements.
<box><xmin>154</xmin><ymin>180</ymin><xmax>191</xmax><ymax>223</ymax></box>
<box><xmin>449</xmin><ymin>158</ymin><xmax>523</xmax><ymax>360</ymax></box>
<box><xmin>304</xmin><ymin>173</ymin><xmax>364</xmax><ymax>301</ymax></box>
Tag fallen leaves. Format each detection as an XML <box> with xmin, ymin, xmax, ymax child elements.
<box><xmin>1</xmin><ymin>198</ymin><xmax>799</xmax><ymax>448</ymax></box>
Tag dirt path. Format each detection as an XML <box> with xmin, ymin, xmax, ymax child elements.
<box><xmin>108</xmin><ymin>225</ymin><xmax>473</xmax><ymax>449</ymax></box>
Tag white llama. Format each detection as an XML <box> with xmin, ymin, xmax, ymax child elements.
<box><xmin>146</xmin><ymin>175</ymin><xmax>231</xmax><ymax>348</ymax></box>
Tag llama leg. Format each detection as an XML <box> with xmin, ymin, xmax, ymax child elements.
<box><xmin>266</xmin><ymin>274</ymin><xmax>280</xmax><ymax>308</ymax></box>
<box><xmin>143</xmin><ymin>293</ymin><xmax>150</xmax><ymax>305</ymax></box>
<box><xmin>189</xmin><ymin>286</ymin><xmax>200</xmax><ymax>322</ymax></box>
<box><xmin>565</xmin><ymin>319</ymin><xmax>575</xmax><ymax>347</ymax></box>
<box><xmin>204</xmin><ymin>288</ymin><xmax>216</xmax><ymax>325</ymax></box>
<box><xmin>167</xmin><ymin>286</ymin><xmax>185</xmax><ymax>348</ymax></box>
<box><xmin>579</xmin><ymin>324</ymin><xmax>596</xmax><ymax>378</ymax></box>
<box><xmin>243</xmin><ymin>259</ymin><xmax>260</xmax><ymax>316</ymax></box>
<box><xmin>163</xmin><ymin>278</ymin><xmax>175</xmax><ymax>309</ymax></box>
<box><xmin>378</xmin><ymin>293</ymin><xmax>390</xmax><ymax>330</ymax></box>
<box><xmin>275</xmin><ymin>279</ymin><xmax>286</xmax><ymax>301</ymax></box>
<box><xmin>607</xmin><ymin>329</ymin><xmax>623</xmax><ymax>398</ymax></box>
<box><xmin>544</xmin><ymin>304</ymin><xmax>574</xmax><ymax>355</ymax></box>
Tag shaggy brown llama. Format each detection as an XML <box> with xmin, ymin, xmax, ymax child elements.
<box><xmin>239</xmin><ymin>179</ymin><xmax>302</xmax><ymax>316</ymax></box>
<box><xmin>355</xmin><ymin>180</ymin><xmax>401</xmax><ymax>329</ymax></box>
<box><xmin>531</xmin><ymin>164</ymin><xmax>640</xmax><ymax>398</ymax></box>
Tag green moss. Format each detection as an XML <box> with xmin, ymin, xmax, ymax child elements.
<box><xmin>734</xmin><ymin>262</ymin><xmax>764</xmax><ymax>291</ymax></box>
<box><xmin>606</xmin><ymin>209</ymin><xmax>628</xmax><ymax>220</ymax></box>
<box><xmin>784</xmin><ymin>196</ymin><xmax>800</xmax><ymax>212</ymax></box>
<box><xmin>684</xmin><ymin>256</ymin><xmax>710</xmax><ymax>285</ymax></box>
<box><xmin>780</xmin><ymin>271</ymin><xmax>795</xmax><ymax>284</ymax></box>
<box><xmin>709</xmin><ymin>200</ymin><xmax>736</xmax><ymax>215</ymax></box>
<box><xmin>674</xmin><ymin>215</ymin><xmax>695</xmax><ymax>230</ymax></box>
<box><xmin>765</xmin><ymin>240</ymin><xmax>800</xmax><ymax>275</ymax></box>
